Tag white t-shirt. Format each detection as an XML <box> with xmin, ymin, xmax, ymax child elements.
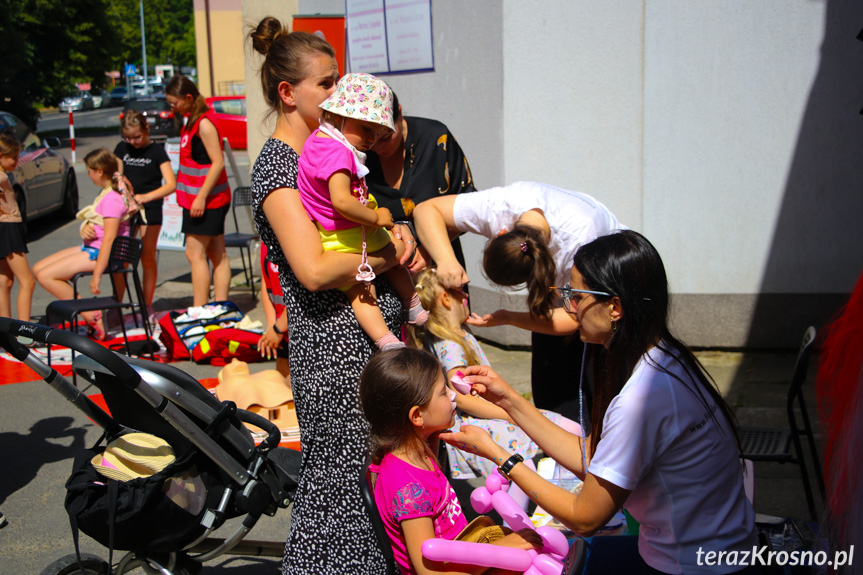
<box><xmin>452</xmin><ymin>181</ymin><xmax>625</xmax><ymax>287</ymax></box>
<box><xmin>589</xmin><ymin>345</ymin><xmax>757</xmax><ymax>574</ymax></box>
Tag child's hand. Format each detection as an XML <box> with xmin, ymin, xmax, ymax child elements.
<box><xmin>90</xmin><ymin>275</ymin><xmax>102</xmax><ymax>295</ymax></box>
<box><xmin>493</xmin><ymin>529</ymin><xmax>543</xmax><ymax>550</ymax></box>
<box><xmin>190</xmin><ymin>195</ymin><xmax>207</xmax><ymax>218</ymax></box>
<box><xmin>375</xmin><ymin>207</ymin><xmax>394</xmax><ymax>229</ymax></box>
<box><xmin>80</xmin><ymin>223</ymin><xmax>97</xmax><ymax>241</ymax></box>
<box><xmin>258</xmin><ymin>328</ymin><xmax>283</xmax><ymax>360</ymax></box>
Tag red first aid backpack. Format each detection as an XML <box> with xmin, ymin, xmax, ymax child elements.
<box><xmin>158</xmin><ymin>301</ymin><xmax>245</xmax><ymax>361</ymax></box>
<box><xmin>191</xmin><ymin>328</ymin><xmax>263</xmax><ymax>366</ymax></box>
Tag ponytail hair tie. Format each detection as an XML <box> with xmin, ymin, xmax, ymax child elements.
<box><xmin>520</xmin><ymin>242</ymin><xmax>528</xmax><ymax>253</ymax></box>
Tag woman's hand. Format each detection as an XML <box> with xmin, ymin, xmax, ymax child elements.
<box><xmin>434</xmin><ymin>260</ymin><xmax>468</xmax><ymax>289</ymax></box>
<box><xmin>392</xmin><ymin>222</ymin><xmax>417</xmax><ymax>266</ymax></box>
<box><xmin>460</xmin><ymin>365</ymin><xmax>518</xmax><ymax>411</ymax></box>
<box><xmin>439</xmin><ymin>424</ymin><xmax>508</xmax><ymax>463</ymax></box>
<box><xmin>465</xmin><ymin>311</ymin><xmax>508</xmax><ymax>328</ymax></box>
<box><xmin>134</xmin><ymin>193</ymin><xmax>149</xmax><ymax>207</ymax></box>
<box><xmin>190</xmin><ymin>195</ymin><xmax>207</xmax><ymax>218</ymax></box>
<box><xmin>408</xmin><ymin>245</ymin><xmax>431</xmax><ymax>273</ymax></box>
<box><xmin>80</xmin><ymin>222</ymin><xmax>97</xmax><ymax>241</ymax></box>
<box><xmin>258</xmin><ymin>327</ymin><xmax>284</xmax><ymax>360</ymax></box>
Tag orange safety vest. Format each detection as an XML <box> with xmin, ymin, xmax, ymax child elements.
<box><xmin>176</xmin><ymin>110</ymin><xmax>230</xmax><ymax>209</ymax></box>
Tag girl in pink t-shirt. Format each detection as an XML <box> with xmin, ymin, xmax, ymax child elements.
<box><xmin>34</xmin><ymin>148</ymin><xmax>133</xmax><ymax>340</ymax></box>
<box><xmin>359</xmin><ymin>348</ymin><xmax>540</xmax><ymax>575</ymax></box>
<box><xmin>298</xmin><ymin>73</ymin><xmax>427</xmax><ymax>351</ymax></box>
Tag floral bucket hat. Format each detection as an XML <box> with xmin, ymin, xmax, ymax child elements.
<box><xmin>319</xmin><ymin>72</ymin><xmax>395</xmax><ymax>132</ymax></box>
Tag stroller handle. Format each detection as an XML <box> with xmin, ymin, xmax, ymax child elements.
<box><xmin>235</xmin><ymin>409</ymin><xmax>281</xmax><ymax>452</ymax></box>
<box><xmin>0</xmin><ymin>318</ymin><xmax>143</xmax><ymax>390</ymax></box>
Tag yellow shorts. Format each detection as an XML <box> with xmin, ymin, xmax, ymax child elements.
<box><xmin>317</xmin><ymin>224</ymin><xmax>392</xmax><ymax>292</ymax></box>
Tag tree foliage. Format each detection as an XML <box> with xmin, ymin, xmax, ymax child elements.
<box><xmin>0</xmin><ymin>0</ymin><xmax>195</xmax><ymax>128</ymax></box>
<box><xmin>107</xmin><ymin>0</ymin><xmax>196</xmax><ymax>77</ymax></box>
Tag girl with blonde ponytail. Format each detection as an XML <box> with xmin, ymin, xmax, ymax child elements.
<box><xmin>408</xmin><ymin>268</ymin><xmax>578</xmax><ymax>482</ymax></box>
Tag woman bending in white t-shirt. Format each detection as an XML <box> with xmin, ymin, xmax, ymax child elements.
<box><xmin>413</xmin><ymin>181</ymin><xmax>626</xmax><ymax>426</ymax></box>
<box><xmin>440</xmin><ymin>230</ymin><xmax>758</xmax><ymax>575</ymax></box>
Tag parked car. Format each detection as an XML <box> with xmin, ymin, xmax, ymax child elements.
<box><xmin>90</xmin><ymin>88</ymin><xmax>112</xmax><ymax>109</ymax></box>
<box><xmin>206</xmin><ymin>96</ymin><xmax>247</xmax><ymax>150</ymax></box>
<box><xmin>131</xmin><ymin>83</ymin><xmax>151</xmax><ymax>97</ymax></box>
<box><xmin>121</xmin><ymin>96</ymin><xmax>181</xmax><ymax>139</ymax></box>
<box><xmin>148</xmin><ymin>78</ymin><xmax>166</xmax><ymax>94</ymax></box>
<box><xmin>0</xmin><ymin>111</ymin><xmax>78</xmax><ymax>234</ymax></box>
<box><xmin>58</xmin><ymin>90</ymin><xmax>94</xmax><ymax>112</ymax></box>
<box><xmin>110</xmin><ymin>87</ymin><xmax>131</xmax><ymax>106</ymax></box>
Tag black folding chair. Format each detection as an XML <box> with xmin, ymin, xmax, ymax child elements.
<box><xmin>739</xmin><ymin>326</ymin><xmax>825</xmax><ymax>520</ymax></box>
<box><xmin>224</xmin><ymin>186</ymin><xmax>259</xmax><ymax>293</ymax></box>
<box><xmin>360</xmin><ymin>457</ymin><xmax>400</xmax><ymax>575</ymax></box>
<box><xmin>46</xmin><ymin>236</ymin><xmax>154</xmax><ymax>382</ymax></box>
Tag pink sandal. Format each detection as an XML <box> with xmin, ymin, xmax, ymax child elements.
<box><xmin>86</xmin><ymin>311</ymin><xmax>106</xmax><ymax>341</ymax></box>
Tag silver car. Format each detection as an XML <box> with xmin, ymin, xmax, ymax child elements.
<box><xmin>58</xmin><ymin>90</ymin><xmax>94</xmax><ymax>112</ymax></box>
<box><xmin>90</xmin><ymin>89</ymin><xmax>112</xmax><ymax>109</ymax></box>
<box><xmin>0</xmin><ymin>111</ymin><xmax>78</xmax><ymax>233</ymax></box>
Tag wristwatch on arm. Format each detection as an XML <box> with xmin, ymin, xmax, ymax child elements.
<box><xmin>498</xmin><ymin>453</ymin><xmax>524</xmax><ymax>480</ymax></box>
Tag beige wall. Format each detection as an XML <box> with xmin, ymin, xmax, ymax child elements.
<box><xmin>241</xmin><ymin>0</ymin><xmax>299</xmax><ymax>160</ymax></box>
<box><xmin>194</xmin><ymin>0</ymin><xmax>246</xmax><ymax>98</ymax></box>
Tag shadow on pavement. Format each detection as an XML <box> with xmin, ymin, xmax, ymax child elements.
<box><xmin>0</xmin><ymin>416</ymin><xmax>89</xmax><ymax>506</ymax></box>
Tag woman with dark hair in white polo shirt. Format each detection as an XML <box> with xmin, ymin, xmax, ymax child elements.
<box><xmin>441</xmin><ymin>230</ymin><xmax>758</xmax><ymax>575</ymax></box>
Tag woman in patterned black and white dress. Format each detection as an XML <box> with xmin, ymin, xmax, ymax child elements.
<box><xmin>248</xmin><ymin>18</ymin><xmax>412</xmax><ymax>574</ymax></box>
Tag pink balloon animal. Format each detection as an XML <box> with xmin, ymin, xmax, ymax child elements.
<box><xmin>421</xmin><ymin>470</ymin><xmax>570</xmax><ymax>574</ymax></box>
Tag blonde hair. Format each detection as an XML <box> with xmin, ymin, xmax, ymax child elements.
<box><xmin>407</xmin><ymin>269</ymin><xmax>482</xmax><ymax>367</ymax></box>
<box><xmin>0</xmin><ymin>133</ymin><xmax>21</xmax><ymax>159</ymax></box>
<box><xmin>120</xmin><ymin>109</ymin><xmax>149</xmax><ymax>133</ymax></box>
<box><xmin>84</xmin><ymin>148</ymin><xmax>121</xmax><ymax>191</ymax></box>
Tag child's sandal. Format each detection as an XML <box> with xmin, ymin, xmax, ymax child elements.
<box><xmin>86</xmin><ymin>311</ymin><xmax>106</xmax><ymax>341</ymax></box>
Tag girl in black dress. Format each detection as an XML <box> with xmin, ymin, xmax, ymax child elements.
<box><xmin>113</xmin><ymin>110</ymin><xmax>176</xmax><ymax>314</ymax></box>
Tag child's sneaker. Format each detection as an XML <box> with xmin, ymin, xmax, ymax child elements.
<box><xmin>375</xmin><ymin>333</ymin><xmax>405</xmax><ymax>351</ymax></box>
<box><xmin>407</xmin><ymin>295</ymin><xmax>429</xmax><ymax>326</ymax></box>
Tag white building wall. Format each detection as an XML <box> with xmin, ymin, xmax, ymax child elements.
<box><xmin>243</xmin><ymin>0</ymin><xmax>863</xmax><ymax>348</ymax></box>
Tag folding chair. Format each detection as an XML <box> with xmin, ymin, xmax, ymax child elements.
<box><xmin>224</xmin><ymin>186</ymin><xmax>259</xmax><ymax>293</ymax></box>
<box><xmin>360</xmin><ymin>458</ymin><xmax>400</xmax><ymax>575</ymax></box>
<box><xmin>46</xmin><ymin>236</ymin><xmax>154</xmax><ymax>382</ymax></box>
<box><xmin>739</xmin><ymin>326</ymin><xmax>825</xmax><ymax>520</ymax></box>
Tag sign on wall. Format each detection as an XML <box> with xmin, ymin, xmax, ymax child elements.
<box><xmin>346</xmin><ymin>0</ymin><xmax>434</xmax><ymax>74</ymax></box>
<box><xmin>294</xmin><ymin>15</ymin><xmax>347</xmax><ymax>76</ymax></box>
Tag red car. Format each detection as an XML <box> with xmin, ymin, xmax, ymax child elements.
<box><xmin>206</xmin><ymin>96</ymin><xmax>247</xmax><ymax>150</ymax></box>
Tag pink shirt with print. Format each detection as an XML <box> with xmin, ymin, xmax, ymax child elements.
<box><xmin>370</xmin><ymin>452</ymin><xmax>468</xmax><ymax>575</ymax></box>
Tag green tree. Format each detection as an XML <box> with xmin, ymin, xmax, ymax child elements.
<box><xmin>0</xmin><ymin>0</ymin><xmax>120</xmax><ymax>127</ymax></box>
<box><xmin>0</xmin><ymin>0</ymin><xmax>194</xmax><ymax>128</ymax></box>
<box><xmin>107</xmin><ymin>0</ymin><xmax>196</xmax><ymax>76</ymax></box>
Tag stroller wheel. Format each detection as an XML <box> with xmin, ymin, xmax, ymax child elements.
<box><xmin>40</xmin><ymin>553</ymin><xmax>110</xmax><ymax>575</ymax></box>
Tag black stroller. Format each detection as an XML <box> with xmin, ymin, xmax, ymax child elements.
<box><xmin>0</xmin><ymin>317</ymin><xmax>301</xmax><ymax>575</ymax></box>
